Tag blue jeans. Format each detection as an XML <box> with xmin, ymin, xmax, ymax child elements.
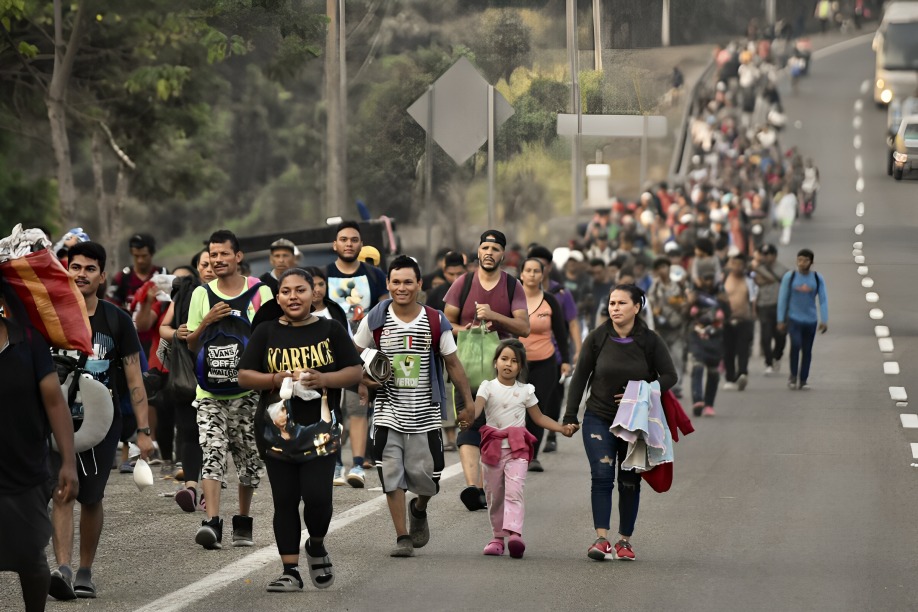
<box><xmin>788</xmin><ymin>320</ymin><xmax>818</xmax><ymax>383</ymax></box>
<box><xmin>581</xmin><ymin>411</ymin><xmax>641</xmax><ymax>537</ymax></box>
<box><xmin>691</xmin><ymin>363</ymin><xmax>720</xmax><ymax>407</ymax></box>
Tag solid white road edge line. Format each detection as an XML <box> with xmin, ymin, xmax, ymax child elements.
<box><xmin>132</xmin><ymin>461</ymin><xmax>466</xmax><ymax>612</ymax></box>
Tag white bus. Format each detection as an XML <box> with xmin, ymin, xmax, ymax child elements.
<box><xmin>873</xmin><ymin>1</ymin><xmax>918</xmax><ymax>106</ymax></box>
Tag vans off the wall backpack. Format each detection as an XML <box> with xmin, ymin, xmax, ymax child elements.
<box><xmin>195</xmin><ymin>282</ymin><xmax>263</xmax><ymax>395</ymax></box>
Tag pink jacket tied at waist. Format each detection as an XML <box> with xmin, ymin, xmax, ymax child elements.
<box><xmin>479</xmin><ymin>425</ymin><xmax>538</xmax><ymax>467</ymax></box>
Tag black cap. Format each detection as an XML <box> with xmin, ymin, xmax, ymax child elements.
<box><xmin>479</xmin><ymin>230</ymin><xmax>507</xmax><ymax>249</ymax></box>
<box><xmin>526</xmin><ymin>245</ymin><xmax>554</xmax><ymax>263</ymax></box>
<box><xmin>759</xmin><ymin>243</ymin><xmax>777</xmax><ymax>256</ymax></box>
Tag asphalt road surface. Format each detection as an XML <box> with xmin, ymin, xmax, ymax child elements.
<box><xmin>3</xmin><ymin>34</ymin><xmax>918</xmax><ymax>612</ymax></box>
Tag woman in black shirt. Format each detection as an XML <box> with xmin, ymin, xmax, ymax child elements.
<box><xmin>563</xmin><ymin>284</ymin><xmax>676</xmax><ymax>563</ymax></box>
<box><xmin>239</xmin><ymin>268</ymin><xmax>362</xmax><ymax>592</ymax></box>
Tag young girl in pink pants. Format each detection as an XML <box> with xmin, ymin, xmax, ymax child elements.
<box><xmin>461</xmin><ymin>340</ymin><xmax>577</xmax><ymax>558</ymax></box>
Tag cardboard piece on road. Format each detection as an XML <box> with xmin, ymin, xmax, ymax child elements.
<box><xmin>407</xmin><ymin>57</ymin><xmax>514</xmax><ymax>165</ymax></box>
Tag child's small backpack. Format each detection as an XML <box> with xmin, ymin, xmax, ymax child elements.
<box><xmin>195</xmin><ymin>282</ymin><xmax>263</xmax><ymax>395</ymax></box>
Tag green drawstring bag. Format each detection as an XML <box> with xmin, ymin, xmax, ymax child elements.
<box><xmin>456</xmin><ymin>322</ymin><xmax>499</xmax><ymax>390</ymax></box>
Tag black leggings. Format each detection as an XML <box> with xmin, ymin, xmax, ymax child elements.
<box><xmin>175</xmin><ymin>403</ymin><xmax>202</xmax><ymax>482</ymax></box>
<box><xmin>525</xmin><ymin>357</ymin><xmax>559</xmax><ymax>461</ymax></box>
<box><xmin>155</xmin><ymin>397</ymin><xmax>175</xmax><ymax>462</ymax></box>
<box><xmin>265</xmin><ymin>455</ymin><xmax>336</xmax><ymax>556</ymax></box>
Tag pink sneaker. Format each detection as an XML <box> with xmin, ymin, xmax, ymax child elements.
<box><xmin>482</xmin><ymin>539</ymin><xmax>504</xmax><ymax>556</ymax></box>
<box><xmin>702</xmin><ymin>406</ymin><xmax>716</xmax><ymax>417</ymax></box>
<box><xmin>507</xmin><ymin>534</ymin><xmax>525</xmax><ymax>559</ymax></box>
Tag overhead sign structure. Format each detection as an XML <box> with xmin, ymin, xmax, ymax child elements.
<box><xmin>557</xmin><ymin>113</ymin><xmax>668</xmax><ymax>202</ymax></box>
<box><xmin>556</xmin><ymin>114</ymin><xmax>667</xmax><ymax>138</ymax></box>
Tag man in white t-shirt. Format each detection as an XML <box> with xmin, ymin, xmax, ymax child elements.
<box><xmin>354</xmin><ymin>256</ymin><xmax>474</xmax><ymax>558</ymax></box>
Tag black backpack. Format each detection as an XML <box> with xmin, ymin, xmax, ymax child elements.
<box><xmin>194</xmin><ymin>282</ymin><xmax>262</xmax><ymax>395</ymax></box>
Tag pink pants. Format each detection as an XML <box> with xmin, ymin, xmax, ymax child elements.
<box><xmin>482</xmin><ymin>448</ymin><xmax>528</xmax><ymax>537</ymax></box>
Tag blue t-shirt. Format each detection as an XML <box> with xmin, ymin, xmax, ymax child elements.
<box><xmin>777</xmin><ymin>270</ymin><xmax>828</xmax><ymax>325</ymax></box>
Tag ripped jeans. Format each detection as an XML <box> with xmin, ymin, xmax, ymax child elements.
<box><xmin>581</xmin><ymin>410</ymin><xmax>641</xmax><ymax>537</ymax></box>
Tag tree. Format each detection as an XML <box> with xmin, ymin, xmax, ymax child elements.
<box><xmin>472</xmin><ymin>9</ymin><xmax>532</xmax><ymax>84</ymax></box>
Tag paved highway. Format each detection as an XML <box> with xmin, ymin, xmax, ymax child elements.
<box><xmin>3</xmin><ymin>33</ymin><xmax>918</xmax><ymax>612</ymax></box>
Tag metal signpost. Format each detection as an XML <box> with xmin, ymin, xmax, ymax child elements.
<box><xmin>408</xmin><ymin>57</ymin><xmax>514</xmax><ymax>263</ymax></box>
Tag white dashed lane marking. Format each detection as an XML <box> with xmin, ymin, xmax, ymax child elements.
<box><xmin>900</xmin><ymin>414</ymin><xmax>918</xmax><ymax>428</ymax></box>
<box><xmin>885</xmin><ymin>362</ymin><xmax>900</xmax><ymax>375</ymax></box>
<box><xmin>858</xmin><ymin>266</ymin><xmax>869</xmax><ymax>275</ymax></box>
<box><xmin>869</xmin><ymin>308</ymin><xmax>884</xmax><ymax>320</ymax></box>
<box><xmin>890</xmin><ymin>387</ymin><xmax>908</xmax><ymax>402</ymax></box>
<box><xmin>875</xmin><ymin>326</ymin><xmax>890</xmax><ymax>337</ymax></box>
<box><xmin>856</xmin><ymin>202</ymin><xmax>864</xmax><ymax>216</ymax></box>
<box><xmin>861</xmin><ymin>278</ymin><xmax>874</xmax><ymax>288</ymax></box>
<box><xmin>878</xmin><ymin>338</ymin><xmax>895</xmax><ymax>353</ymax></box>
<box><xmin>911</xmin><ymin>443</ymin><xmax>918</xmax><ymax>459</ymax></box>
<box><xmin>866</xmin><ymin>292</ymin><xmax>879</xmax><ymax>303</ymax></box>
<box><xmin>854</xmin><ymin>224</ymin><xmax>864</xmax><ymax>235</ymax></box>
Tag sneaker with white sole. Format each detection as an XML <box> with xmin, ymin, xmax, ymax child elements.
<box><xmin>346</xmin><ymin>465</ymin><xmax>365</xmax><ymax>488</ymax></box>
<box><xmin>737</xmin><ymin>374</ymin><xmax>748</xmax><ymax>391</ymax></box>
<box><xmin>196</xmin><ymin>517</ymin><xmax>223</xmax><ymax>550</ymax></box>
<box><xmin>333</xmin><ymin>464</ymin><xmax>346</xmax><ymax>486</ymax></box>
<box><xmin>764</xmin><ymin>366</ymin><xmax>774</xmax><ymax>375</ymax></box>
<box><xmin>587</xmin><ymin>537</ymin><xmax>613</xmax><ymax>561</ymax></box>
<box><xmin>614</xmin><ymin>539</ymin><xmax>636</xmax><ymax>561</ymax></box>
<box><xmin>722</xmin><ymin>382</ymin><xmax>738</xmax><ymax>390</ymax></box>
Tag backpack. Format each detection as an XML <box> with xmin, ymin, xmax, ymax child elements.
<box><xmin>113</xmin><ymin>265</ymin><xmax>167</xmax><ymax>307</ymax></box>
<box><xmin>371</xmin><ymin>304</ymin><xmax>442</xmax><ymax>358</ymax></box>
<box><xmin>457</xmin><ymin>271</ymin><xmax>517</xmax><ymax>317</ymax></box>
<box><xmin>195</xmin><ymin>282</ymin><xmax>263</xmax><ymax>395</ymax></box>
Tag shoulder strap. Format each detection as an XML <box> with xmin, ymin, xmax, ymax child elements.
<box><xmin>784</xmin><ymin>270</ymin><xmax>796</xmax><ymax>318</ymax></box>
<box><xmin>506</xmin><ymin>272</ymin><xmax>517</xmax><ymax>303</ymax></box>
<box><xmin>458</xmin><ymin>272</ymin><xmax>474</xmax><ymax>314</ymax></box>
<box><xmin>423</xmin><ymin>305</ymin><xmax>442</xmax><ymax>356</ymax></box>
<box><xmin>815</xmin><ymin>272</ymin><xmax>821</xmax><ymax>294</ymax></box>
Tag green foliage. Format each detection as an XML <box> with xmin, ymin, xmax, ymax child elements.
<box><xmin>472</xmin><ymin>8</ymin><xmax>532</xmax><ymax>83</ymax></box>
<box><xmin>0</xmin><ymin>134</ymin><xmax>57</xmax><ymax>234</ymax></box>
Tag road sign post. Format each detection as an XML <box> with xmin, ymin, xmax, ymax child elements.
<box><xmin>408</xmin><ymin>58</ymin><xmax>514</xmax><ymax>260</ymax></box>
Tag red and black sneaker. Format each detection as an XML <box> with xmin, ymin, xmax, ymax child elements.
<box><xmin>614</xmin><ymin>539</ymin><xmax>636</xmax><ymax>561</ymax></box>
<box><xmin>587</xmin><ymin>537</ymin><xmax>613</xmax><ymax>561</ymax></box>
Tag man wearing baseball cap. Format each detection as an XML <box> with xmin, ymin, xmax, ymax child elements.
<box><xmin>444</xmin><ymin>230</ymin><xmax>529</xmax><ymax>511</ymax></box>
<box><xmin>259</xmin><ymin>238</ymin><xmax>297</xmax><ymax>296</ymax></box>
<box><xmin>751</xmin><ymin>243</ymin><xmax>788</xmax><ymax>375</ymax></box>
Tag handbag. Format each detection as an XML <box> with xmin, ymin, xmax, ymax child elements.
<box><xmin>164</xmin><ymin>337</ymin><xmax>198</xmax><ymax>406</ymax></box>
<box><xmin>456</xmin><ymin>321</ymin><xmax>500</xmax><ymax>390</ymax></box>
<box><xmin>262</xmin><ymin>392</ymin><xmax>342</xmax><ymax>463</ymax></box>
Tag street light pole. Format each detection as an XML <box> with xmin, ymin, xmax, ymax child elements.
<box><xmin>567</xmin><ymin>0</ymin><xmax>582</xmax><ymax>215</ymax></box>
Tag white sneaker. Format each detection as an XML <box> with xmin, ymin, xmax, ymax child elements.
<box><xmin>764</xmin><ymin>366</ymin><xmax>775</xmax><ymax>375</ymax></box>
<box><xmin>723</xmin><ymin>382</ymin><xmax>738</xmax><ymax>390</ymax></box>
<box><xmin>774</xmin><ymin>360</ymin><xmax>781</xmax><ymax>373</ymax></box>
<box><xmin>737</xmin><ymin>374</ymin><xmax>748</xmax><ymax>391</ymax></box>
<box><xmin>333</xmin><ymin>465</ymin><xmax>346</xmax><ymax>487</ymax></box>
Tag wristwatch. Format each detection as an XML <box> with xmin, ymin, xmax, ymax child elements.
<box><xmin>136</xmin><ymin>427</ymin><xmax>152</xmax><ymax>436</ymax></box>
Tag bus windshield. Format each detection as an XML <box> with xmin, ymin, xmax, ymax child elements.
<box><xmin>883</xmin><ymin>22</ymin><xmax>918</xmax><ymax>70</ymax></box>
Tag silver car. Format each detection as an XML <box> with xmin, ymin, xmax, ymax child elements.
<box><xmin>892</xmin><ymin>114</ymin><xmax>918</xmax><ymax>180</ymax></box>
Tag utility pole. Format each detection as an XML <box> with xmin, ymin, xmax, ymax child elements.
<box><xmin>662</xmin><ymin>0</ymin><xmax>671</xmax><ymax>47</ymax></box>
<box><xmin>325</xmin><ymin>0</ymin><xmax>346</xmax><ymax>220</ymax></box>
<box><xmin>567</xmin><ymin>0</ymin><xmax>582</xmax><ymax>215</ymax></box>
<box><xmin>592</xmin><ymin>0</ymin><xmax>602</xmax><ymax>71</ymax></box>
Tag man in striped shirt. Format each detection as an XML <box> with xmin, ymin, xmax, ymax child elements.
<box><xmin>354</xmin><ymin>256</ymin><xmax>475</xmax><ymax>557</ymax></box>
